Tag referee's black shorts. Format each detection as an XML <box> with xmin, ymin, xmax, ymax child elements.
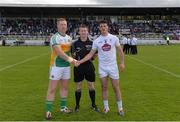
<box><xmin>74</xmin><ymin>62</ymin><xmax>95</xmax><ymax>82</ymax></box>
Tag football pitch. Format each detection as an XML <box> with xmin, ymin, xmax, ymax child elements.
<box><xmin>0</xmin><ymin>45</ymin><xmax>180</xmax><ymax>121</ymax></box>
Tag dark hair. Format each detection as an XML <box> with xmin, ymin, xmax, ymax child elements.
<box><xmin>79</xmin><ymin>24</ymin><xmax>88</xmax><ymax>29</ymax></box>
<box><xmin>99</xmin><ymin>20</ymin><xmax>108</xmax><ymax>25</ymax></box>
<box><xmin>79</xmin><ymin>24</ymin><xmax>89</xmax><ymax>32</ymax></box>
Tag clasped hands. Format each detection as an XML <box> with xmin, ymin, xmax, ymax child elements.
<box><xmin>71</xmin><ymin>59</ymin><xmax>81</xmax><ymax>67</ymax></box>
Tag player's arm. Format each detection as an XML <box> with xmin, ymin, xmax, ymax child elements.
<box><xmin>117</xmin><ymin>45</ymin><xmax>124</xmax><ymax>64</ymax></box>
<box><xmin>53</xmin><ymin>45</ymin><xmax>76</xmax><ymax>64</ymax></box>
<box><xmin>117</xmin><ymin>45</ymin><xmax>125</xmax><ymax>71</ymax></box>
<box><xmin>115</xmin><ymin>37</ymin><xmax>125</xmax><ymax>71</ymax></box>
<box><xmin>79</xmin><ymin>49</ymin><xmax>97</xmax><ymax>64</ymax></box>
<box><xmin>91</xmin><ymin>51</ymin><xmax>98</xmax><ymax>60</ymax></box>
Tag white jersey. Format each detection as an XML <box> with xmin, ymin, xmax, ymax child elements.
<box><xmin>131</xmin><ymin>37</ymin><xmax>137</xmax><ymax>45</ymax></box>
<box><xmin>122</xmin><ymin>37</ymin><xmax>128</xmax><ymax>45</ymax></box>
<box><xmin>127</xmin><ymin>38</ymin><xmax>131</xmax><ymax>45</ymax></box>
<box><xmin>92</xmin><ymin>33</ymin><xmax>120</xmax><ymax>66</ymax></box>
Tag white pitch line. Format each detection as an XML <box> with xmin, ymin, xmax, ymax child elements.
<box><xmin>127</xmin><ymin>55</ymin><xmax>180</xmax><ymax>79</ymax></box>
<box><xmin>0</xmin><ymin>53</ymin><xmax>48</xmax><ymax>72</ymax></box>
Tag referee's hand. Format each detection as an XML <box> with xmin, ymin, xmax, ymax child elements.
<box><xmin>74</xmin><ymin>60</ymin><xmax>80</xmax><ymax>67</ymax></box>
<box><xmin>120</xmin><ymin>63</ymin><xmax>125</xmax><ymax>72</ymax></box>
<box><xmin>71</xmin><ymin>59</ymin><xmax>78</xmax><ymax>66</ymax></box>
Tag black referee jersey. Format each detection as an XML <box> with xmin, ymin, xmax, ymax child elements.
<box><xmin>71</xmin><ymin>38</ymin><xmax>94</xmax><ymax>65</ymax></box>
<box><xmin>71</xmin><ymin>38</ymin><xmax>95</xmax><ymax>82</ymax></box>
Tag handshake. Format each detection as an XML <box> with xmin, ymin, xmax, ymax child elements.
<box><xmin>72</xmin><ymin>59</ymin><xmax>81</xmax><ymax>67</ymax></box>
<box><xmin>67</xmin><ymin>57</ymin><xmax>81</xmax><ymax>67</ymax></box>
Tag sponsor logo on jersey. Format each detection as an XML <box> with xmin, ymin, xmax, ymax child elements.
<box><xmin>102</xmin><ymin>39</ymin><xmax>111</xmax><ymax>51</ymax></box>
<box><xmin>102</xmin><ymin>43</ymin><xmax>111</xmax><ymax>51</ymax></box>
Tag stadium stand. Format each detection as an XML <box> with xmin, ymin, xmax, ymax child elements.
<box><xmin>0</xmin><ymin>7</ymin><xmax>179</xmax><ymax>42</ymax></box>
<box><xmin>1</xmin><ymin>18</ymin><xmax>179</xmax><ymax>40</ymax></box>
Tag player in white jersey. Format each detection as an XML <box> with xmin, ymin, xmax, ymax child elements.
<box><xmin>45</xmin><ymin>18</ymin><xmax>78</xmax><ymax>120</ymax></box>
<box><xmin>77</xmin><ymin>20</ymin><xmax>125</xmax><ymax>116</ymax></box>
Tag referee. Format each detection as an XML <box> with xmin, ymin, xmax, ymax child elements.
<box><xmin>71</xmin><ymin>24</ymin><xmax>99</xmax><ymax>112</ymax></box>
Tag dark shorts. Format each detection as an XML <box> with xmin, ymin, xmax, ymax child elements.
<box><xmin>74</xmin><ymin>63</ymin><xmax>95</xmax><ymax>82</ymax></box>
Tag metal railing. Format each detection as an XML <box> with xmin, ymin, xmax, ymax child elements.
<box><xmin>0</xmin><ymin>33</ymin><xmax>175</xmax><ymax>40</ymax></box>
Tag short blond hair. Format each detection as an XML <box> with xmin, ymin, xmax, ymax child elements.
<box><xmin>57</xmin><ymin>18</ymin><xmax>67</xmax><ymax>22</ymax></box>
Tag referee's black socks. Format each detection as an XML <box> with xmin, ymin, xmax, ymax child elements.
<box><xmin>89</xmin><ymin>89</ymin><xmax>96</xmax><ymax>106</ymax></box>
<box><xmin>75</xmin><ymin>89</ymin><xmax>81</xmax><ymax>107</ymax></box>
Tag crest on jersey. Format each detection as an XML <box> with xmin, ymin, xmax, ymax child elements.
<box><xmin>68</xmin><ymin>39</ymin><xmax>71</xmax><ymax>42</ymax></box>
<box><xmin>86</xmin><ymin>45</ymin><xmax>92</xmax><ymax>51</ymax></box>
<box><xmin>104</xmin><ymin>39</ymin><xmax>107</xmax><ymax>43</ymax></box>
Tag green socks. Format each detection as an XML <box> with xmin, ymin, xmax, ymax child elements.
<box><xmin>60</xmin><ymin>97</ymin><xmax>67</xmax><ymax>109</ymax></box>
<box><xmin>46</xmin><ymin>98</ymin><xmax>67</xmax><ymax>112</ymax></box>
<box><xmin>46</xmin><ymin>101</ymin><xmax>53</xmax><ymax>112</ymax></box>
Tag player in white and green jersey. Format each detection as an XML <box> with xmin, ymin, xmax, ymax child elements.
<box><xmin>45</xmin><ymin>18</ymin><xmax>77</xmax><ymax>120</ymax></box>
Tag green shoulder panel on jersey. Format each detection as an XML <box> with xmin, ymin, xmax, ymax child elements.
<box><xmin>50</xmin><ymin>33</ymin><xmax>58</xmax><ymax>46</ymax></box>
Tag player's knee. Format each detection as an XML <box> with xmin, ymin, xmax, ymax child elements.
<box><xmin>88</xmin><ymin>86</ymin><xmax>95</xmax><ymax>91</ymax></box>
<box><xmin>88</xmin><ymin>83</ymin><xmax>94</xmax><ymax>90</ymax></box>
<box><xmin>62</xmin><ymin>87</ymin><xmax>68</xmax><ymax>91</ymax></box>
<box><xmin>102</xmin><ymin>85</ymin><xmax>108</xmax><ymax>91</ymax></box>
<box><xmin>48</xmin><ymin>88</ymin><xmax>56</xmax><ymax>95</ymax></box>
<box><xmin>76</xmin><ymin>89</ymin><xmax>81</xmax><ymax>92</ymax></box>
<box><xmin>76</xmin><ymin>83</ymin><xmax>82</xmax><ymax>90</ymax></box>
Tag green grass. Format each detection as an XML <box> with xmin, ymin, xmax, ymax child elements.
<box><xmin>0</xmin><ymin>45</ymin><xmax>180</xmax><ymax>121</ymax></box>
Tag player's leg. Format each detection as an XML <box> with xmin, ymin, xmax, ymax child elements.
<box><xmin>87</xmin><ymin>82</ymin><xmax>95</xmax><ymax>106</ymax></box>
<box><xmin>45</xmin><ymin>80</ymin><xmax>59</xmax><ymax>119</ymax></box>
<box><xmin>74</xmin><ymin>66</ymin><xmax>84</xmax><ymax>112</ymax></box>
<box><xmin>101</xmin><ymin>77</ymin><xmax>110</xmax><ymax>113</ymax></box>
<box><xmin>111</xmin><ymin>79</ymin><xmax>122</xmax><ymax>101</ymax></box>
<box><xmin>111</xmin><ymin>78</ymin><xmax>124</xmax><ymax>116</ymax></box>
<box><xmin>99</xmin><ymin>65</ymin><xmax>109</xmax><ymax>113</ymax></box>
<box><xmin>109</xmin><ymin>66</ymin><xmax>124</xmax><ymax>116</ymax></box>
<box><xmin>60</xmin><ymin>79</ymin><xmax>68</xmax><ymax>108</ymax></box>
<box><xmin>45</xmin><ymin>66</ymin><xmax>62</xmax><ymax>119</ymax></box>
<box><xmin>87</xmin><ymin>81</ymin><xmax>99</xmax><ymax>112</ymax></box>
<box><xmin>46</xmin><ymin>80</ymin><xmax>59</xmax><ymax>107</ymax></box>
<box><xmin>85</xmin><ymin>64</ymin><xmax>99</xmax><ymax>111</ymax></box>
<box><xmin>75</xmin><ymin>82</ymin><xmax>82</xmax><ymax>112</ymax></box>
<box><xmin>60</xmin><ymin>79</ymin><xmax>73</xmax><ymax>113</ymax></box>
<box><xmin>59</xmin><ymin>67</ymin><xmax>72</xmax><ymax>113</ymax></box>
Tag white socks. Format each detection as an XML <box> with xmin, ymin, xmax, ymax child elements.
<box><xmin>104</xmin><ymin>100</ymin><xmax>123</xmax><ymax>110</ymax></box>
<box><xmin>117</xmin><ymin>100</ymin><xmax>123</xmax><ymax>110</ymax></box>
<box><xmin>103</xmin><ymin>100</ymin><xmax>109</xmax><ymax>109</ymax></box>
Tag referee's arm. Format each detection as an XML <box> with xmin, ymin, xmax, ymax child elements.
<box><xmin>79</xmin><ymin>49</ymin><xmax>96</xmax><ymax>64</ymax></box>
